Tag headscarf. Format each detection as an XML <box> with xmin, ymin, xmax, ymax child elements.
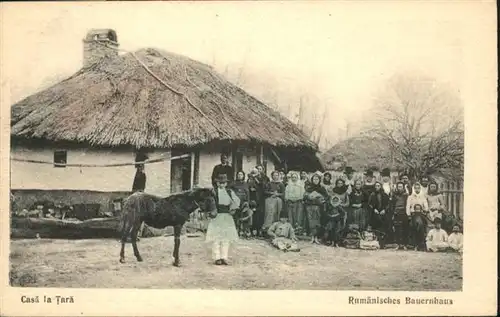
<box><xmin>373</xmin><ymin>181</ymin><xmax>383</xmax><ymax>193</ymax></box>
<box><xmin>411</xmin><ymin>182</ymin><xmax>425</xmax><ymax>197</ymax></box>
<box><xmin>288</xmin><ymin>171</ymin><xmax>300</xmax><ymax>183</ymax></box>
<box><xmin>351</xmin><ymin>179</ymin><xmax>363</xmax><ymax>195</ymax></box>
<box><xmin>332</xmin><ymin>178</ymin><xmax>348</xmax><ymax>195</ymax></box>
<box><xmin>235</xmin><ymin>170</ymin><xmax>246</xmax><ymax>183</ymax></box>
<box><xmin>306</xmin><ymin>173</ymin><xmax>326</xmax><ymax>194</ymax></box>
<box><xmin>270</xmin><ymin>170</ymin><xmax>281</xmax><ymax>183</ymax></box>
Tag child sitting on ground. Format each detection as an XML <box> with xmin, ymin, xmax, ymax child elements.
<box><xmin>342</xmin><ymin>224</ymin><xmax>362</xmax><ymax>249</ymax></box>
<box><xmin>239</xmin><ymin>201</ymin><xmax>254</xmax><ymax>238</ymax></box>
<box><xmin>426</xmin><ymin>217</ymin><xmax>449</xmax><ymax>252</ymax></box>
<box><xmin>359</xmin><ymin>225</ymin><xmax>381</xmax><ymax>250</ymax></box>
<box><xmin>447</xmin><ymin>225</ymin><xmax>463</xmax><ymax>253</ymax></box>
<box><xmin>267</xmin><ymin>212</ymin><xmax>300</xmax><ymax>252</ymax></box>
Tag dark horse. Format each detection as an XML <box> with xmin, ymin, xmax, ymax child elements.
<box><xmin>410</xmin><ymin>212</ymin><xmax>428</xmax><ymax>251</ymax></box>
<box><xmin>119</xmin><ymin>187</ymin><xmax>217</xmax><ymax>266</ymax></box>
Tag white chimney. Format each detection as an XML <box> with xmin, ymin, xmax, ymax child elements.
<box><xmin>82</xmin><ymin>29</ymin><xmax>119</xmax><ymax>68</ymax></box>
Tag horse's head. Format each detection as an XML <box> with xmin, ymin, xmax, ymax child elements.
<box><xmin>189</xmin><ymin>187</ymin><xmax>217</xmax><ymax>215</ymax></box>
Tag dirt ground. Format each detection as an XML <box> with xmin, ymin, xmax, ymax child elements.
<box><xmin>10</xmin><ymin>236</ymin><xmax>462</xmax><ymax>290</ymax></box>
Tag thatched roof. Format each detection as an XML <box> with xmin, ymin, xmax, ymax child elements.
<box><xmin>11</xmin><ymin>47</ymin><xmax>317</xmax><ymax>151</ymax></box>
<box><xmin>321</xmin><ymin>136</ymin><xmax>395</xmax><ymax>171</ymax></box>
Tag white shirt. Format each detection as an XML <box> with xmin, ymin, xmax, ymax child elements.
<box><xmin>345</xmin><ymin>178</ymin><xmax>354</xmax><ymax>194</ymax></box>
<box><xmin>217</xmin><ymin>188</ymin><xmax>240</xmax><ymax>210</ymax></box>
<box><xmin>448</xmin><ymin>232</ymin><xmax>463</xmax><ymax>247</ymax></box>
<box><xmin>413</xmin><ymin>185</ymin><xmax>428</xmax><ymax>199</ymax></box>
<box><xmin>426</xmin><ymin>228</ymin><xmax>448</xmax><ymax>244</ymax></box>
<box><xmin>382</xmin><ymin>182</ymin><xmax>392</xmax><ymax>196</ymax></box>
<box><xmin>406</xmin><ymin>192</ymin><xmax>429</xmax><ymax>215</ymax></box>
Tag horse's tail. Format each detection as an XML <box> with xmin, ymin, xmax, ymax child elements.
<box><xmin>118</xmin><ymin>212</ymin><xmax>127</xmax><ymax>235</ymax></box>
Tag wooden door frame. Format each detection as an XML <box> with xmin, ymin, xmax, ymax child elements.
<box><xmin>170</xmin><ymin>152</ymin><xmax>193</xmax><ymax>193</ymax></box>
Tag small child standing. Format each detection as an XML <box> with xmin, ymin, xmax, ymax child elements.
<box><xmin>447</xmin><ymin>225</ymin><xmax>463</xmax><ymax>253</ymax></box>
<box><xmin>323</xmin><ymin>196</ymin><xmax>344</xmax><ymax>247</ymax></box>
<box><xmin>239</xmin><ymin>201</ymin><xmax>255</xmax><ymax>238</ymax></box>
<box><xmin>426</xmin><ymin>217</ymin><xmax>449</xmax><ymax>252</ymax></box>
<box><xmin>359</xmin><ymin>225</ymin><xmax>380</xmax><ymax>250</ymax></box>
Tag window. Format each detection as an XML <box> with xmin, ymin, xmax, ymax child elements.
<box><xmin>53</xmin><ymin>150</ymin><xmax>67</xmax><ymax>168</ymax></box>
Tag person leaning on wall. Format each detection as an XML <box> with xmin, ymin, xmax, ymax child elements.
<box><xmin>211</xmin><ymin>153</ymin><xmax>234</xmax><ymax>188</ymax></box>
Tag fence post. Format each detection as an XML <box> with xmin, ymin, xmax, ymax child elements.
<box><xmin>451</xmin><ymin>181</ymin><xmax>456</xmax><ymax>217</ymax></box>
<box><xmin>458</xmin><ymin>180</ymin><xmax>464</xmax><ymax>221</ymax></box>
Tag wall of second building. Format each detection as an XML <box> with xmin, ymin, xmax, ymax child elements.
<box><xmin>10</xmin><ymin>145</ymin><xmax>171</xmax><ymax>197</ymax></box>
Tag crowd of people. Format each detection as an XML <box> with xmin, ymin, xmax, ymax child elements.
<box><xmin>205</xmin><ymin>153</ymin><xmax>463</xmax><ymax>264</ymax></box>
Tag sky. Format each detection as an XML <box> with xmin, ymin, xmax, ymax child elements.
<box><xmin>1</xmin><ymin>1</ymin><xmax>495</xmax><ymax>148</ymax></box>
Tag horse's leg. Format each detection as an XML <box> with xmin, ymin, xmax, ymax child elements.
<box><xmin>172</xmin><ymin>224</ymin><xmax>182</xmax><ymax>267</ymax></box>
<box><xmin>131</xmin><ymin>219</ymin><xmax>143</xmax><ymax>262</ymax></box>
<box><xmin>119</xmin><ymin>221</ymin><xmax>131</xmax><ymax>264</ymax></box>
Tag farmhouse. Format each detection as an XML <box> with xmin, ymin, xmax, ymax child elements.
<box><xmin>10</xmin><ymin>29</ymin><xmax>323</xmax><ymax>214</ymax></box>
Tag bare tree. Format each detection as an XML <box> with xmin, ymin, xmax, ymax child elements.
<box><xmin>364</xmin><ymin>73</ymin><xmax>464</xmax><ymax>181</ymax></box>
<box><xmin>214</xmin><ymin>59</ymin><xmax>334</xmax><ymax>148</ymax></box>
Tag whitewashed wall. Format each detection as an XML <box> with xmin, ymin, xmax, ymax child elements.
<box><xmin>242</xmin><ymin>151</ymin><xmax>259</xmax><ymax>175</ymax></box>
<box><xmin>197</xmin><ymin>146</ymin><xmax>274</xmax><ymax>188</ymax></box>
<box><xmin>197</xmin><ymin>150</ymin><xmax>220</xmax><ymax>188</ymax></box>
<box><xmin>267</xmin><ymin>160</ymin><xmax>276</xmax><ymax>175</ymax></box>
<box><xmin>10</xmin><ymin>144</ymin><xmax>277</xmax><ymax>196</ymax></box>
<box><xmin>10</xmin><ymin>146</ymin><xmax>171</xmax><ymax>197</ymax></box>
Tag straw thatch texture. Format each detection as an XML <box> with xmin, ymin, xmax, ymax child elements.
<box><xmin>11</xmin><ymin>48</ymin><xmax>317</xmax><ymax>151</ymax></box>
<box><xmin>321</xmin><ymin>136</ymin><xmax>394</xmax><ymax>171</ymax></box>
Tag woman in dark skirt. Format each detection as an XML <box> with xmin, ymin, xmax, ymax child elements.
<box><xmin>247</xmin><ymin>168</ymin><xmax>263</xmax><ymax>237</ymax></box>
<box><xmin>255</xmin><ymin>165</ymin><xmax>270</xmax><ymax>236</ymax></box>
<box><xmin>303</xmin><ymin>173</ymin><xmax>329</xmax><ymax>244</ymax></box>
<box><xmin>331</xmin><ymin>178</ymin><xmax>350</xmax><ymax>232</ymax></box>
<box><xmin>262</xmin><ymin>171</ymin><xmax>285</xmax><ymax>234</ymax></box>
<box><xmin>232</xmin><ymin>170</ymin><xmax>250</xmax><ymax>231</ymax></box>
<box><xmin>348</xmin><ymin>179</ymin><xmax>370</xmax><ymax>231</ymax></box>
<box><xmin>232</xmin><ymin>171</ymin><xmax>249</xmax><ymax>207</ymax></box>
<box><xmin>368</xmin><ymin>181</ymin><xmax>391</xmax><ymax>247</ymax></box>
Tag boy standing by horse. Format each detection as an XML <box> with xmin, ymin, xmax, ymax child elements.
<box><xmin>206</xmin><ymin>174</ymin><xmax>240</xmax><ymax>266</ymax></box>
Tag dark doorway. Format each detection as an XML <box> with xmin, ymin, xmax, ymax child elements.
<box><xmin>170</xmin><ymin>150</ymin><xmax>192</xmax><ymax>193</ymax></box>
